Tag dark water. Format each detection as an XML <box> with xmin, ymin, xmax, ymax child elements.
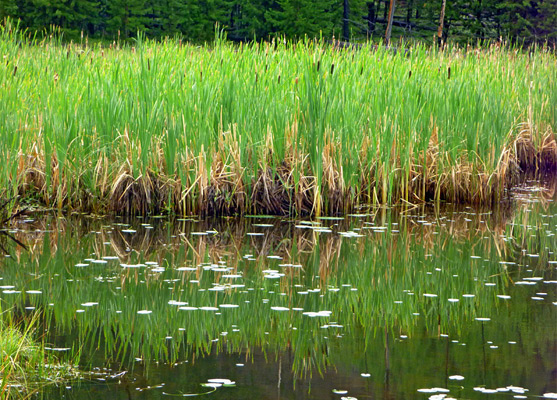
<box><xmin>1</xmin><ymin>181</ymin><xmax>556</xmax><ymax>399</ymax></box>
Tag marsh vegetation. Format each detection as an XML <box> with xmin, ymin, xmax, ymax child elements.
<box><xmin>0</xmin><ymin>22</ymin><xmax>555</xmax><ymax>217</ymax></box>
<box><xmin>0</xmin><ymin>15</ymin><xmax>556</xmax><ymax>400</ymax></box>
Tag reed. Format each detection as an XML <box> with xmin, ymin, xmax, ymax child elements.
<box><xmin>0</xmin><ymin>20</ymin><xmax>555</xmax><ymax>216</ymax></box>
<box><xmin>0</xmin><ymin>310</ymin><xmax>79</xmax><ymax>398</ymax></box>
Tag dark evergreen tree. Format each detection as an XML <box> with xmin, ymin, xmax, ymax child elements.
<box><xmin>145</xmin><ymin>0</ymin><xmax>189</xmax><ymax>37</ymax></box>
<box><xmin>266</xmin><ymin>0</ymin><xmax>340</xmax><ymax>39</ymax></box>
<box><xmin>537</xmin><ymin>0</ymin><xmax>557</xmax><ymax>42</ymax></box>
<box><xmin>228</xmin><ymin>0</ymin><xmax>274</xmax><ymax>40</ymax></box>
<box><xmin>105</xmin><ymin>0</ymin><xmax>148</xmax><ymax>38</ymax></box>
<box><xmin>0</xmin><ymin>0</ymin><xmax>17</xmax><ymax>20</ymax></box>
<box><xmin>0</xmin><ymin>0</ymin><xmax>553</xmax><ymax>44</ymax></box>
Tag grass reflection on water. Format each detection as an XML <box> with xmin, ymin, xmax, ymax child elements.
<box><xmin>0</xmin><ymin>191</ymin><xmax>556</xmax><ymax>398</ymax></box>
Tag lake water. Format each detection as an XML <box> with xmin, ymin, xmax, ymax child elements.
<box><xmin>1</xmin><ymin>180</ymin><xmax>556</xmax><ymax>399</ymax></box>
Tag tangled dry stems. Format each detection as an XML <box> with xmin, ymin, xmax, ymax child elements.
<box><xmin>9</xmin><ymin>125</ymin><xmax>557</xmax><ymax>217</ymax></box>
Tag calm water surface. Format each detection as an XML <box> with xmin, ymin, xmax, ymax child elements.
<box><xmin>1</xmin><ymin>181</ymin><xmax>556</xmax><ymax>399</ymax></box>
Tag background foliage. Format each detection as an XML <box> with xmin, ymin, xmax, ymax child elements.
<box><xmin>0</xmin><ymin>0</ymin><xmax>555</xmax><ymax>44</ymax></box>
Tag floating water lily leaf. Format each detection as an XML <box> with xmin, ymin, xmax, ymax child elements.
<box><xmin>207</xmin><ymin>378</ymin><xmax>235</xmax><ymax>385</ymax></box>
<box><xmin>201</xmin><ymin>383</ymin><xmax>222</xmax><ymax>388</ymax></box>
<box><xmin>162</xmin><ymin>387</ymin><xmax>217</xmax><ymax>396</ymax></box>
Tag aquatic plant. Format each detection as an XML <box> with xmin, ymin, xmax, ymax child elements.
<box><xmin>0</xmin><ymin>310</ymin><xmax>79</xmax><ymax>398</ymax></box>
<box><xmin>0</xmin><ymin>20</ymin><xmax>555</xmax><ymax>216</ymax></box>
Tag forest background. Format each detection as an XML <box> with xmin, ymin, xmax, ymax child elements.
<box><xmin>0</xmin><ymin>0</ymin><xmax>555</xmax><ymax>45</ymax></box>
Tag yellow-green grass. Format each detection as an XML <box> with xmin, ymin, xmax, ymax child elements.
<box><xmin>0</xmin><ymin>310</ymin><xmax>78</xmax><ymax>398</ymax></box>
<box><xmin>0</xmin><ymin>21</ymin><xmax>555</xmax><ymax>216</ymax></box>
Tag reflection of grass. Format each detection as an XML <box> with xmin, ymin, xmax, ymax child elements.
<box><xmin>0</xmin><ymin>310</ymin><xmax>79</xmax><ymax>398</ymax></box>
<box><xmin>0</xmin><ymin>200</ymin><xmax>555</xmax><ymax>379</ymax></box>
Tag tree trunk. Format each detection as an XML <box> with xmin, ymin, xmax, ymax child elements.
<box><xmin>124</xmin><ymin>4</ymin><xmax>129</xmax><ymax>38</ymax></box>
<box><xmin>367</xmin><ymin>1</ymin><xmax>376</xmax><ymax>36</ymax></box>
<box><xmin>384</xmin><ymin>0</ymin><xmax>395</xmax><ymax>46</ymax></box>
<box><xmin>343</xmin><ymin>0</ymin><xmax>350</xmax><ymax>41</ymax></box>
<box><xmin>437</xmin><ymin>0</ymin><xmax>446</xmax><ymax>46</ymax></box>
<box><xmin>477</xmin><ymin>0</ymin><xmax>483</xmax><ymax>41</ymax></box>
<box><xmin>415</xmin><ymin>0</ymin><xmax>420</xmax><ymax>19</ymax></box>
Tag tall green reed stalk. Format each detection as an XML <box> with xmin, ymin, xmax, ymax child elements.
<box><xmin>0</xmin><ymin>20</ymin><xmax>554</xmax><ymax>215</ymax></box>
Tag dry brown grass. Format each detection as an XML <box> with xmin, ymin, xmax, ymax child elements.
<box><xmin>7</xmin><ymin>121</ymin><xmax>556</xmax><ymax>217</ymax></box>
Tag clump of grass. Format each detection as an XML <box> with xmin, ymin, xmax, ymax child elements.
<box><xmin>0</xmin><ymin>310</ymin><xmax>79</xmax><ymax>398</ymax></box>
<box><xmin>0</xmin><ymin>20</ymin><xmax>555</xmax><ymax>216</ymax></box>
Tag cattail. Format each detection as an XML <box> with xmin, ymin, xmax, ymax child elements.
<box><xmin>13</xmin><ymin>65</ymin><xmax>17</xmax><ymax>76</ymax></box>
<box><xmin>67</xmin><ymin>50</ymin><xmax>70</xmax><ymax>59</ymax></box>
<box><xmin>148</xmin><ymin>59</ymin><xmax>150</xmax><ymax>71</ymax></box>
<box><xmin>200</xmin><ymin>70</ymin><xmax>203</xmax><ymax>81</ymax></box>
<box><xmin>255</xmin><ymin>72</ymin><xmax>258</xmax><ymax>83</ymax></box>
<box><xmin>408</xmin><ymin>70</ymin><xmax>412</xmax><ymax>79</ymax></box>
<box><xmin>278</xmin><ymin>74</ymin><xmax>281</xmax><ymax>84</ymax></box>
<box><xmin>447</xmin><ymin>66</ymin><xmax>451</xmax><ymax>80</ymax></box>
<box><xmin>330</xmin><ymin>63</ymin><xmax>334</xmax><ymax>75</ymax></box>
<box><xmin>360</xmin><ymin>66</ymin><xmax>363</xmax><ymax>75</ymax></box>
<box><xmin>317</xmin><ymin>60</ymin><xmax>320</xmax><ymax>71</ymax></box>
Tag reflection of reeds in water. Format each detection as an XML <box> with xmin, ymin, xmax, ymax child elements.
<box><xmin>2</xmin><ymin>194</ymin><xmax>555</xmax><ymax>378</ymax></box>
<box><xmin>7</xmin><ymin>193</ymin><xmax>551</xmax><ymax>290</ymax></box>
<box><xmin>7</xmin><ymin>197</ymin><xmax>530</xmax><ymax>268</ymax></box>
